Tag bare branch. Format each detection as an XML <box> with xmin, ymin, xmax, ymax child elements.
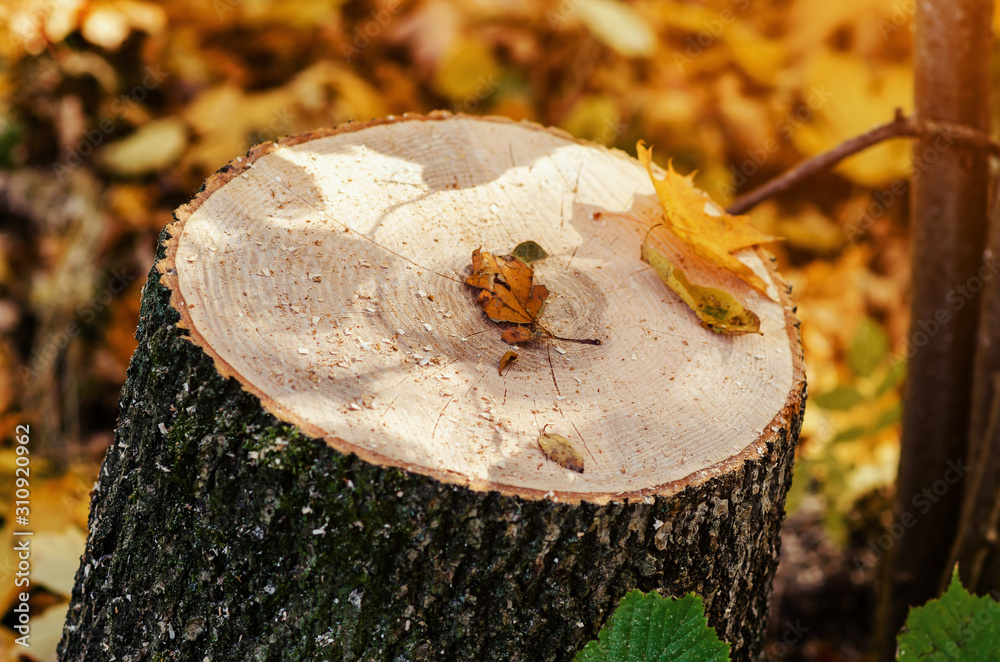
<box><xmin>726</xmin><ymin>109</ymin><xmax>1000</xmax><ymax>215</ymax></box>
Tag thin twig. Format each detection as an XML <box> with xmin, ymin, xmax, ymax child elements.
<box><xmin>726</xmin><ymin>109</ymin><xmax>1000</xmax><ymax>215</ymax></box>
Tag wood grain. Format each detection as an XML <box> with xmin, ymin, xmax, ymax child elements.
<box><xmin>161</xmin><ymin>113</ymin><xmax>801</xmax><ymax>501</ymax></box>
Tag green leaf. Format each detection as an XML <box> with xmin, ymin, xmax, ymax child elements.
<box><xmin>511</xmin><ymin>240</ymin><xmax>549</xmax><ymax>264</ymax></box>
<box><xmin>812</xmin><ymin>385</ymin><xmax>866</xmax><ymax>410</ymax></box>
<box><xmin>897</xmin><ymin>568</ymin><xmax>1000</xmax><ymax>661</ymax></box>
<box><xmin>829</xmin><ymin>425</ymin><xmax>868</xmax><ymax>444</ymax></box>
<box><xmin>847</xmin><ymin>318</ymin><xmax>889</xmax><ymax>377</ymax></box>
<box><xmin>575</xmin><ymin>590</ymin><xmax>730</xmax><ymax>662</ymax></box>
<box><xmin>641</xmin><ymin>234</ymin><xmax>760</xmax><ymax>335</ymax></box>
<box><xmin>0</xmin><ymin>118</ymin><xmax>23</xmax><ymax>167</ymax></box>
<box><xmin>875</xmin><ymin>403</ymin><xmax>901</xmax><ymax>430</ymax></box>
<box><xmin>875</xmin><ymin>358</ymin><xmax>907</xmax><ymax>396</ymax></box>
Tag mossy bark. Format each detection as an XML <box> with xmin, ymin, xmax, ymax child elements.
<box><xmin>59</xmin><ymin>229</ymin><xmax>804</xmax><ymax>662</ymax></box>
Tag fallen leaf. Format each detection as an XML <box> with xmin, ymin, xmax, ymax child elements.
<box><xmin>467</xmin><ymin>247</ymin><xmax>601</xmax><ymax>346</ymax></box>
<box><xmin>576</xmin><ymin>0</ymin><xmax>657</xmax><ymax>58</ymax></box>
<box><xmin>637</xmin><ymin>142</ymin><xmax>780</xmax><ymax>295</ymax></box>
<box><xmin>499</xmin><ymin>350</ymin><xmax>518</xmax><ymax>375</ymax></box>
<box><xmin>99</xmin><ymin>117</ymin><xmax>188</xmax><ymax>176</ymax></box>
<box><xmin>641</xmin><ymin>229</ymin><xmax>761</xmax><ymax>335</ymax></box>
<box><xmin>791</xmin><ymin>51</ymin><xmax>912</xmax><ymax>186</ymax></box>
<box><xmin>466</xmin><ymin>247</ymin><xmax>549</xmax><ymax>332</ymax></box>
<box><xmin>511</xmin><ymin>240</ymin><xmax>549</xmax><ymax>264</ymax></box>
<box><xmin>560</xmin><ymin>95</ymin><xmax>622</xmax><ymax>145</ymax></box>
<box><xmin>432</xmin><ymin>37</ymin><xmax>502</xmax><ymax>101</ymax></box>
<box><xmin>501</xmin><ymin>327</ymin><xmax>538</xmax><ymax>344</ymax></box>
<box><xmin>537</xmin><ymin>430</ymin><xmax>584</xmax><ymax>473</ymax></box>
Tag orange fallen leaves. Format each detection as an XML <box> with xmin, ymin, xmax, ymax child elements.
<box><xmin>466</xmin><ymin>247</ymin><xmax>549</xmax><ymax>344</ymax></box>
<box><xmin>498</xmin><ymin>350</ymin><xmax>518</xmax><ymax>376</ymax></box>
<box><xmin>465</xmin><ymin>246</ymin><xmax>603</xmax><ymax>346</ymax></box>
<box><xmin>467</xmin><ymin>248</ymin><xmax>549</xmax><ymax>323</ymax></box>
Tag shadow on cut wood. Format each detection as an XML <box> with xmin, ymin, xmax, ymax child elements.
<box><xmin>59</xmin><ymin>113</ymin><xmax>805</xmax><ymax>662</ymax></box>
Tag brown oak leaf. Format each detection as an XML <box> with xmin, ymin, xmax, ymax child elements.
<box><xmin>466</xmin><ymin>248</ymin><xmax>548</xmax><ymax>343</ymax></box>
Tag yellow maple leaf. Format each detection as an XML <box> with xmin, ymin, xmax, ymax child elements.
<box><xmin>636</xmin><ymin>141</ymin><xmax>780</xmax><ymax>296</ymax></box>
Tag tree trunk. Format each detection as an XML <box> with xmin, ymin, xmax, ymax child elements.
<box><xmin>58</xmin><ymin>114</ymin><xmax>805</xmax><ymax>662</ymax></box>
<box><xmin>875</xmin><ymin>1</ymin><xmax>993</xmax><ymax>658</ymax></box>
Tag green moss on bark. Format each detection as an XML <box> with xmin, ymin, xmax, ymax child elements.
<box><xmin>58</xmin><ymin>228</ymin><xmax>803</xmax><ymax>662</ymax></box>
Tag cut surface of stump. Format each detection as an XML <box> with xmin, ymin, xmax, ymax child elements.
<box><xmin>163</xmin><ymin>113</ymin><xmax>798</xmax><ymax>501</ymax></box>
<box><xmin>60</xmin><ymin>113</ymin><xmax>805</xmax><ymax>662</ymax></box>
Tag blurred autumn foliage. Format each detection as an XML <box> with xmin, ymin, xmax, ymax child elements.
<box><xmin>2</xmin><ymin>0</ymin><xmax>999</xmax><ymax>659</ymax></box>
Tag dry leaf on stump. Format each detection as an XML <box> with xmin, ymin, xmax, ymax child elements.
<box><xmin>637</xmin><ymin>141</ymin><xmax>779</xmax><ymax>296</ymax></box>
<box><xmin>636</xmin><ymin>141</ymin><xmax>780</xmax><ymax>334</ymax></box>
<box><xmin>537</xmin><ymin>429</ymin><xmax>585</xmax><ymax>473</ymax></box>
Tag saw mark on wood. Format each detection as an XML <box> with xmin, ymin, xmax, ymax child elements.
<box><xmin>569</xmin><ymin>420</ymin><xmax>598</xmax><ymax>465</ymax></box>
<box><xmin>563</xmin><ymin>234</ymin><xmax>597</xmax><ymax>273</ymax></box>
<box><xmin>273</xmin><ymin>177</ymin><xmax>465</xmax><ymax>285</ymax></box>
<box><xmin>600</xmin><ymin>267</ymin><xmax>650</xmax><ymax>295</ymax></box>
<box><xmin>546</xmin><ymin>346</ymin><xmax>562</xmax><ymax>396</ymax></box>
<box><xmin>378</xmin><ymin>395</ymin><xmax>400</xmax><ymax>424</ymax></box>
<box><xmin>565</xmin><ymin>246</ymin><xmax>580</xmax><ymax>272</ymax></box>
<box><xmin>563</xmin><ymin>416</ymin><xmax>599</xmax><ymax>466</ymax></box>
<box><xmin>431</xmin><ymin>397</ymin><xmax>453</xmax><ymax>439</ymax></box>
<box><xmin>463</xmin><ymin>363</ymin><xmax>492</xmax><ymax>398</ymax></box>
<box><xmin>619</xmin><ymin>321</ymin><xmax>693</xmax><ymax>342</ymax></box>
<box><xmin>530</xmin><ymin>402</ymin><xmax>545</xmax><ymax>449</ymax></box>
<box><xmin>389</xmin><ymin>360</ymin><xmax>453</xmax><ymax>394</ymax></box>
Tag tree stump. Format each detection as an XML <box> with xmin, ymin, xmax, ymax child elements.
<box><xmin>59</xmin><ymin>113</ymin><xmax>805</xmax><ymax>662</ymax></box>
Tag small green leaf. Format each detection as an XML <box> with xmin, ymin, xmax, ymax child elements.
<box><xmin>875</xmin><ymin>403</ymin><xmax>901</xmax><ymax>430</ymax></box>
<box><xmin>897</xmin><ymin>567</ymin><xmax>1000</xmax><ymax>661</ymax></box>
<box><xmin>0</xmin><ymin>118</ymin><xmax>23</xmax><ymax>167</ymax></box>
<box><xmin>575</xmin><ymin>590</ymin><xmax>730</xmax><ymax>662</ymax></box>
<box><xmin>847</xmin><ymin>318</ymin><xmax>889</xmax><ymax>377</ymax></box>
<box><xmin>812</xmin><ymin>386</ymin><xmax>866</xmax><ymax>411</ymax></box>
<box><xmin>641</xmin><ymin>234</ymin><xmax>760</xmax><ymax>335</ymax></box>
<box><xmin>829</xmin><ymin>425</ymin><xmax>868</xmax><ymax>444</ymax></box>
<box><xmin>511</xmin><ymin>240</ymin><xmax>549</xmax><ymax>264</ymax></box>
<box><xmin>875</xmin><ymin>358</ymin><xmax>906</xmax><ymax>396</ymax></box>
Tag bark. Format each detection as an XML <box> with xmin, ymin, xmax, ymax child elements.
<box><xmin>59</xmin><ymin>115</ymin><xmax>805</xmax><ymax>662</ymax></box>
<box><xmin>947</xmin><ymin>173</ymin><xmax>1000</xmax><ymax>594</ymax></box>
